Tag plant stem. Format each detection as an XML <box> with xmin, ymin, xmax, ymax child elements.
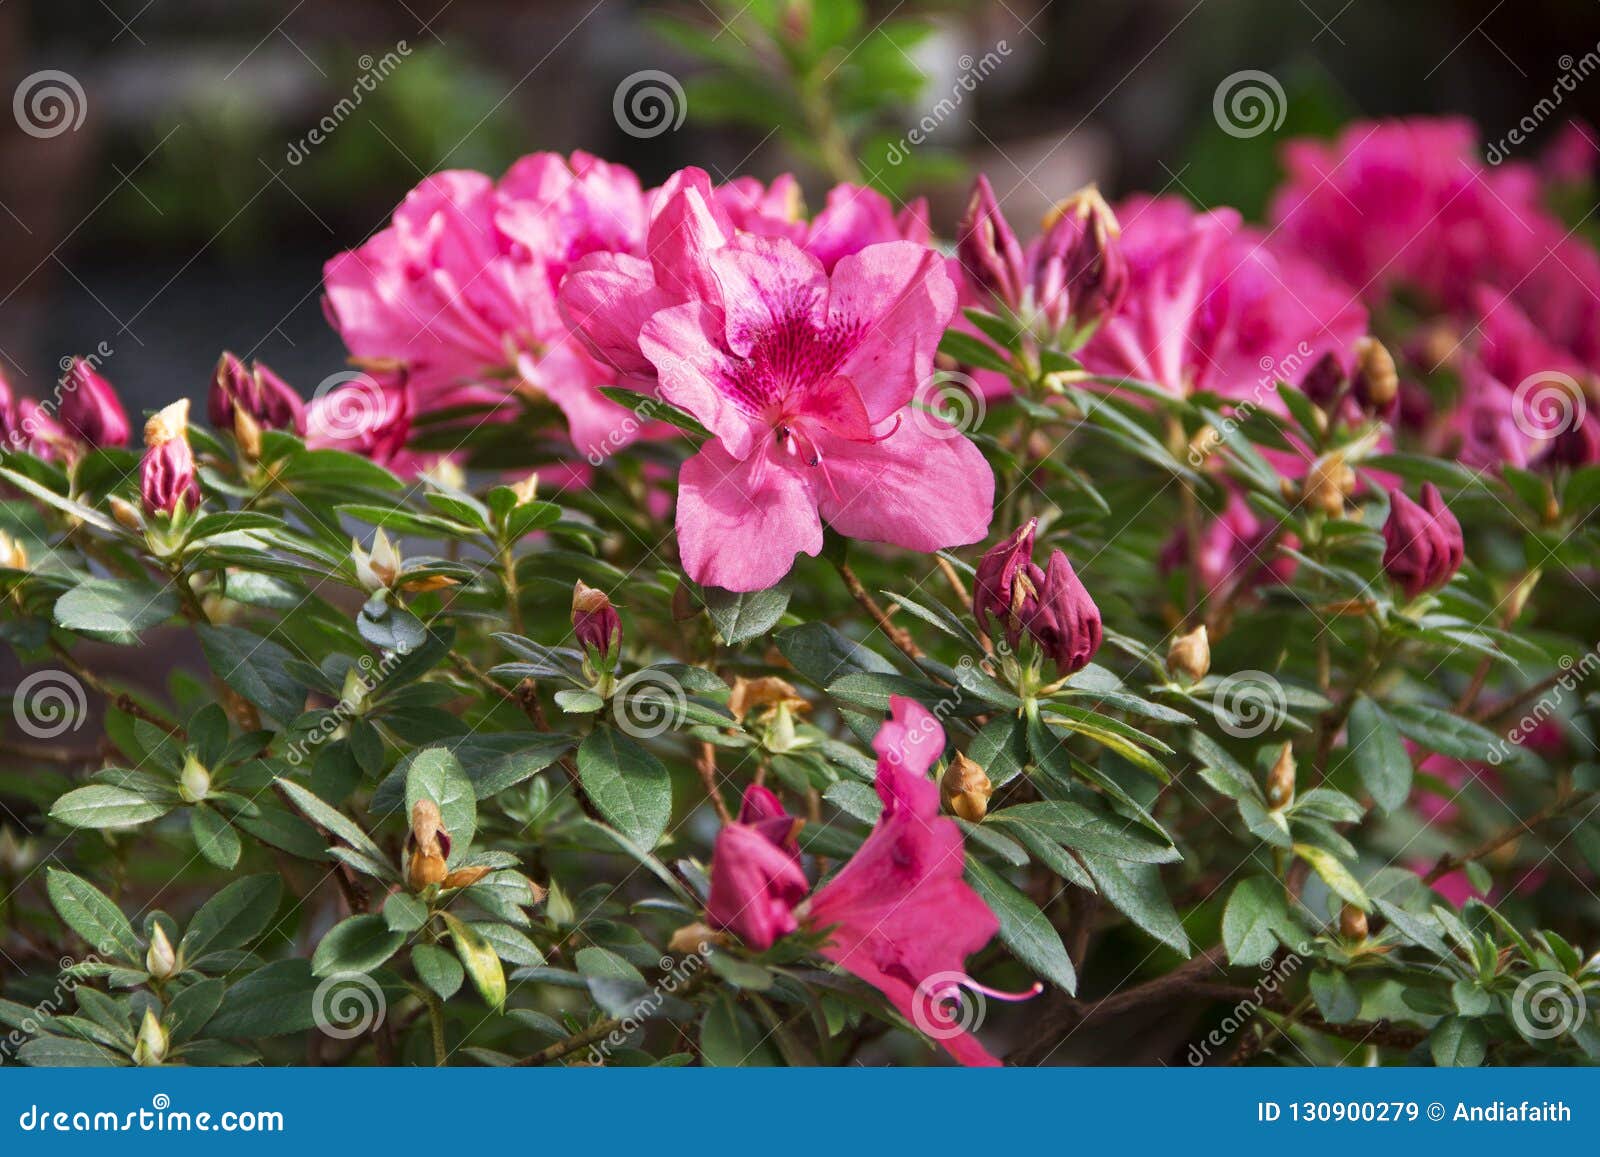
<box><xmin>1423</xmin><ymin>787</ymin><xmax>1591</xmax><ymax>883</ymax></box>
<box><xmin>833</xmin><ymin>560</ymin><xmax>922</xmax><ymax>661</ymax></box>
<box><xmin>695</xmin><ymin>741</ymin><xmax>734</xmax><ymax>824</ymax></box>
<box><xmin>425</xmin><ymin>988</ymin><xmax>447</xmax><ymax>1066</ymax></box>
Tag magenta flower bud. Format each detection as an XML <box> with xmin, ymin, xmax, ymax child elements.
<box><xmin>973</xmin><ymin>519</ymin><xmax>1041</xmax><ymax>650</ymax></box>
<box><xmin>140</xmin><ymin>401</ymin><xmax>200</xmax><ymax>518</ymax></box>
<box><xmin>209</xmin><ymin>351</ymin><xmax>306</xmax><ymax>435</ymax></box>
<box><xmin>957</xmin><ymin>175</ymin><xmax>1026</xmax><ymax>311</ymax></box>
<box><xmin>1546</xmin><ymin>409</ymin><xmax>1600</xmax><ymax>468</ymax></box>
<box><xmin>1382</xmin><ymin>482</ymin><xmax>1463</xmax><ymax>601</ymax></box>
<box><xmin>571</xmin><ymin>580</ymin><xmax>621</xmax><ymax>665</ymax></box>
<box><xmin>1021</xmin><ymin>550</ymin><xmax>1103</xmax><ymax>675</ymax></box>
<box><xmin>1298</xmin><ymin>351</ymin><xmax>1345</xmax><ymax>409</ymax></box>
<box><xmin>1036</xmin><ymin>186</ymin><xmax>1128</xmax><ymax>336</ymax></box>
<box><xmin>974</xmin><ymin>520</ymin><xmax>1101</xmax><ymax>674</ymax></box>
<box><xmin>59</xmin><ymin>357</ymin><xmax>130</xmax><ymax>448</ymax></box>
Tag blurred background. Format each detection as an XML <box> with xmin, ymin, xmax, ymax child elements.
<box><xmin>1</xmin><ymin>0</ymin><xmax>1598</xmax><ymax>418</ymax></box>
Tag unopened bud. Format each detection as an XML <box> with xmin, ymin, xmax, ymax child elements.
<box><xmin>1166</xmin><ymin>625</ymin><xmax>1210</xmax><ymax>683</ymax></box>
<box><xmin>1265</xmin><ymin>742</ymin><xmax>1296</xmax><ymax>810</ymax></box>
<box><xmin>442</xmin><ymin>865</ymin><xmax>491</xmax><ymax>890</ymax></box>
<box><xmin>1302</xmin><ymin>451</ymin><xmax>1354</xmax><ymax>518</ymax></box>
<box><xmin>109</xmin><ymin>495</ymin><xmax>143</xmax><ymax>531</ymax></box>
<box><xmin>145</xmin><ymin>923</ymin><xmax>178</xmax><ymax>980</ymax></box>
<box><xmin>233</xmin><ymin>407</ymin><xmax>262</xmax><ymax>461</ymax></box>
<box><xmin>1351</xmin><ymin>337</ymin><xmax>1399</xmax><ymax>418</ymax></box>
<box><xmin>572</xmin><ymin>581</ymin><xmax>621</xmax><ymax>668</ymax></box>
<box><xmin>941</xmin><ymin>752</ymin><xmax>994</xmax><ymax>823</ymax></box>
<box><xmin>351</xmin><ymin>529</ymin><xmax>401</xmax><ymax>592</ymax></box>
<box><xmin>1339</xmin><ymin>903</ymin><xmax>1369</xmax><ymax>942</ymax></box>
<box><xmin>134</xmin><ymin>1008</ymin><xmax>168</xmax><ymax>1066</ymax></box>
<box><xmin>509</xmin><ymin>472</ymin><xmax>539</xmax><ymax>506</ymax></box>
<box><xmin>406</xmin><ymin>799</ymin><xmax>451</xmax><ymax>890</ymax></box>
<box><xmin>0</xmin><ymin>531</ymin><xmax>27</xmax><ymax>571</ymax></box>
<box><xmin>178</xmin><ymin>753</ymin><xmax>211</xmax><ymax>803</ymax></box>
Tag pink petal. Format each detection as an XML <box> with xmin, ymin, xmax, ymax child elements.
<box><xmin>559</xmin><ymin>251</ymin><xmax>672</xmax><ymax>381</ymax></box>
<box><xmin>640</xmin><ymin>301</ymin><xmax>762</xmax><ymax>460</ymax></box>
<box><xmin>814</xmin><ymin>417</ymin><xmax>994</xmax><ymax>552</ymax></box>
<box><xmin>828</xmin><ymin>242</ymin><xmax>957</xmax><ymax>420</ymax></box>
<box><xmin>676</xmin><ymin>441</ymin><xmax>822</xmax><ymax>592</ymax></box>
<box><xmin>711</xmin><ymin>237</ymin><xmax>829</xmax><ymax>358</ymax></box>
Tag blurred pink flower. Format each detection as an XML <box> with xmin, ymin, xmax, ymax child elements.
<box><xmin>1079</xmin><ymin>196</ymin><xmax>1366</xmax><ymax>403</ymax></box>
<box><xmin>1541</xmin><ymin>120</ymin><xmax>1599</xmax><ymax>185</ymax></box>
<box><xmin>1159</xmin><ymin>490</ymin><xmax>1298</xmax><ymax>598</ymax></box>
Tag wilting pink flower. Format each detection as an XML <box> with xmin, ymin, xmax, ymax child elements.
<box><xmin>1078</xmin><ymin>196</ymin><xmax>1366</xmax><ymax>403</ymax></box>
<box><xmin>140</xmin><ymin>401</ymin><xmax>200</xmax><ymax>517</ymax></box>
<box><xmin>1159</xmin><ymin>491</ymin><xmax>1298</xmax><ymax>599</ymax></box>
<box><xmin>566</xmin><ymin>174</ymin><xmax>991</xmax><ymax>591</ymax></box>
<box><xmin>323</xmin><ymin>155</ymin><xmax>647</xmax><ymax>459</ymax></box>
<box><xmin>706</xmin><ymin>784</ymin><xmax>808</xmax><ymax>950</ymax></box>
<box><xmin>1381</xmin><ymin>482</ymin><xmax>1464</xmax><ymax>600</ymax></box>
<box><xmin>1270</xmin><ymin>118</ymin><xmax>1549</xmax><ymax>312</ymax></box>
<box><xmin>806</xmin><ymin>697</ymin><xmax>1037</xmax><ymax>1066</ymax></box>
<box><xmin>58</xmin><ymin>357</ymin><xmax>131</xmax><ymax>448</ymax></box>
<box><xmin>974</xmin><ymin>520</ymin><xmax>1101</xmax><ymax>674</ymax></box>
<box><xmin>209</xmin><ymin>352</ymin><xmax>306</xmax><ymax>435</ymax></box>
<box><xmin>705</xmin><ymin>699</ymin><xmax>1035</xmax><ymax>1065</ymax></box>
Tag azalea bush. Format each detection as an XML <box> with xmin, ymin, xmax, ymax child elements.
<box><xmin>4</xmin><ymin>20</ymin><xmax>1600</xmax><ymax>1066</ymax></box>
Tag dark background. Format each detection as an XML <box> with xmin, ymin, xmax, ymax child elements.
<box><xmin>1</xmin><ymin>0</ymin><xmax>1596</xmax><ymax>420</ymax></box>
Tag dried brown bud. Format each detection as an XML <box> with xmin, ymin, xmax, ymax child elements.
<box><xmin>408</xmin><ymin>850</ymin><xmax>447</xmax><ymax>891</ymax></box>
<box><xmin>1166</xmin><ymin>625</ymin><xmax>1210</xmax><ymax>683</ymax></box>
<box><xmin>407</xmin><ymin>798</ymin><xmax>451</xmax><ymax>890</ymax></box>
<box><xmin>1352</xmin><ymin>337</ymin><xmax>1399</xmax><ymax>416</ymax></box>
<box><xmin>941</xmin><ymin>752</ymin><xmax>993</xmax><ymax>823</ymax></box>
<box><xmin>1266</xmin><ymin>742</ymin><xmax>1296</xmax><ymax>810</ymax></box>
<box><xmin>233</xmin><ymin>407</ymin><xmax>263</xmax><ymax>461</ymax></box>
<box><xmin>109</xmin><ymin>495</ymin><xmax>143</xmax><ymax>531</ymax></box>
<box><xmin>727</xmin><ymin>676</ymin><xmax>808</xmax><ymax>724</ymax></box>
<box><xmin>1339</xmin><ymin>903</ymin><xmax>1369</xmax><ymax>942</ymax></box>
<box><xmin>668</xmin><ymin>922</ymin><xmax>727</xmax><ymax>955</ymax></box>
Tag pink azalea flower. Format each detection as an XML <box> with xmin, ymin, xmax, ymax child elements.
<box><xmin>1269</xmin><ymin>118</ymin><xmax>1549</xmax><ymax>312</ymax></box>
<box><xmin>711</xmin><ymin>176</ymin><xmax>930</xmax><ymax>272</ymax></box>
<box><xmin>323</xmin><ymin>154</ymin><xmax>647</xmax><ymax>460</ymax></box>
<box><xmin>705</xmin><ymin>697</ymin><xmax>1036</xmax><ymax>1066</ymax></box>
<box><xmin>1079</xmin><ymin>196</ymin><xmax>1366</xmax><ymax>403</ymax></box>
<box><xmin>1159</xmin><ymin>490</ymin><xmax>1298</xmax><ymax>598</ymax></box>
<box><xmin>565</xmin><ymin>174</ymin><xmax>993</xmax><ymax>591</ymax></box>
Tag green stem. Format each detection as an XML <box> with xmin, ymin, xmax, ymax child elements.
<box><xmin>425</xmin><ymin>988</ymin><xmax>447</xmax><ymax>1066</ymax></box>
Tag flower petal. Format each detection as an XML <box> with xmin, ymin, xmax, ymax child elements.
<box><xmin>676</xmin><ymin>441</ymin><xmax>822</xmax><ymax>592</ymax></box>
<box><xmin>828</xmin><ymin>241</ymin><xmax>957</xmax><ymax>420</ymax></box>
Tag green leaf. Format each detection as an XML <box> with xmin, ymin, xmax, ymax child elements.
<box><xmin>53</xmin><ymin>577</ymin><xmax>177</xmax><ymax>641</ymax></box>
<box><xmin>1388</xmin><ymin>702</ymin><xmax>1517</xmax><ymax>769</ymax></box>
<box><xmin>1221</xmin><ymin>877</ymin><xmax>1305</xmax><ymax>965</ymax></box>
<box><xmin>180</xmin><ymin>875</ymin><xmax>282</xmax><ymax>960</ymax></box>
<box><xmin>441</xmin><ymin>913</ymin><xmax>505</xmax><ymax>1012</ymax></box>
<box><xmin>1341</xmin><ymin>696</ymin><xmax>1411</xmax><ymax>814</ymax></box>
<box><xmin>45</xmin><ymin>869</ymin><xmax>141</xmax><ymax>961</ymax></box>
<box><xmin>405</xmin><ymin>747</ymin><xmax>476</xmax><ymax>862</ymax></box>
<box><xmin>274</xmin><ymin>778</ymin><xmax>392</xmax><ymax>874</ymax></box>
<box><xmin>383</xmin><ymin>892</ymin><xmax>429</xmax><ymax>934</ymax></box>
<box><xmin>965</xmin><ymin>857</ymin><xmax>1077</xmax><ymax>993</ymax></box>
<box><xmin>989</xmin><ymin>801</ymin><xmax>1180</xmax><ymax>864</ymax></box>
<box><xmin>1293</xmin><ymin>843</ymin><xmax>1369</xmax><ymax>909</ymax></box>
<box><xmin>197</xmin><ymin>624</ymin><xmax>307</xmax><ymax>724</ymax></box>
<box><xmin>1430</xmin><ymin>1015</ymin><xmax>1488</xmax><ymax>1066</ymax></box>
<box><xmin>50</xmin><ymin>785</ymin><xmax>172</xmax><ymax>829</ymax></box>
<box><xmin>412</xmin><ymin>944</ymin><xmax>465</xmax><ymax>1001</ymax></box>
<box><xmin>18</xmin><ymin>1037</ymin><xmax>126</xmax><ymax>1066</ymax></box>
<box><xmin>703</xmin><ymin>583</ymin><xmax>790</xmax><ymax>644</ymax></box>
<box><xmin>190</xmin><ymin>807</ymin><xmax>241</xmax><ymax>869</ymax></box>
<box><xmin>1081</xmin><ymin>854</ymin><xmax>1190</xmax><ymax>955</ymax></box>
<box><xmin>576</xmin><ymin>730</ymin><xmax>673</xmax><ymax>850</ymax></box>
<box><xmin>312</xmin><ymin>914</ymin><xmax>405</xmax><ymax>978</ymax></box>
<box><xmin>1309</xmin><ymin>969</ymin><xmax>1361</xmax><ymax>1024</ymax></box>
<box><xmin>166</xmin><ymin>978</ymin><xmax>225</xmax><ymax>1043</ymax></box>
<box><xmin>699</xmin><ymin>991</ymin><xmax>780</xmax><ymax>1066</ymax></box>
<box><xmin>206</xmin><ymin>960</ymin><xmax>322</xmax><ymax>1037</ymax></box>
